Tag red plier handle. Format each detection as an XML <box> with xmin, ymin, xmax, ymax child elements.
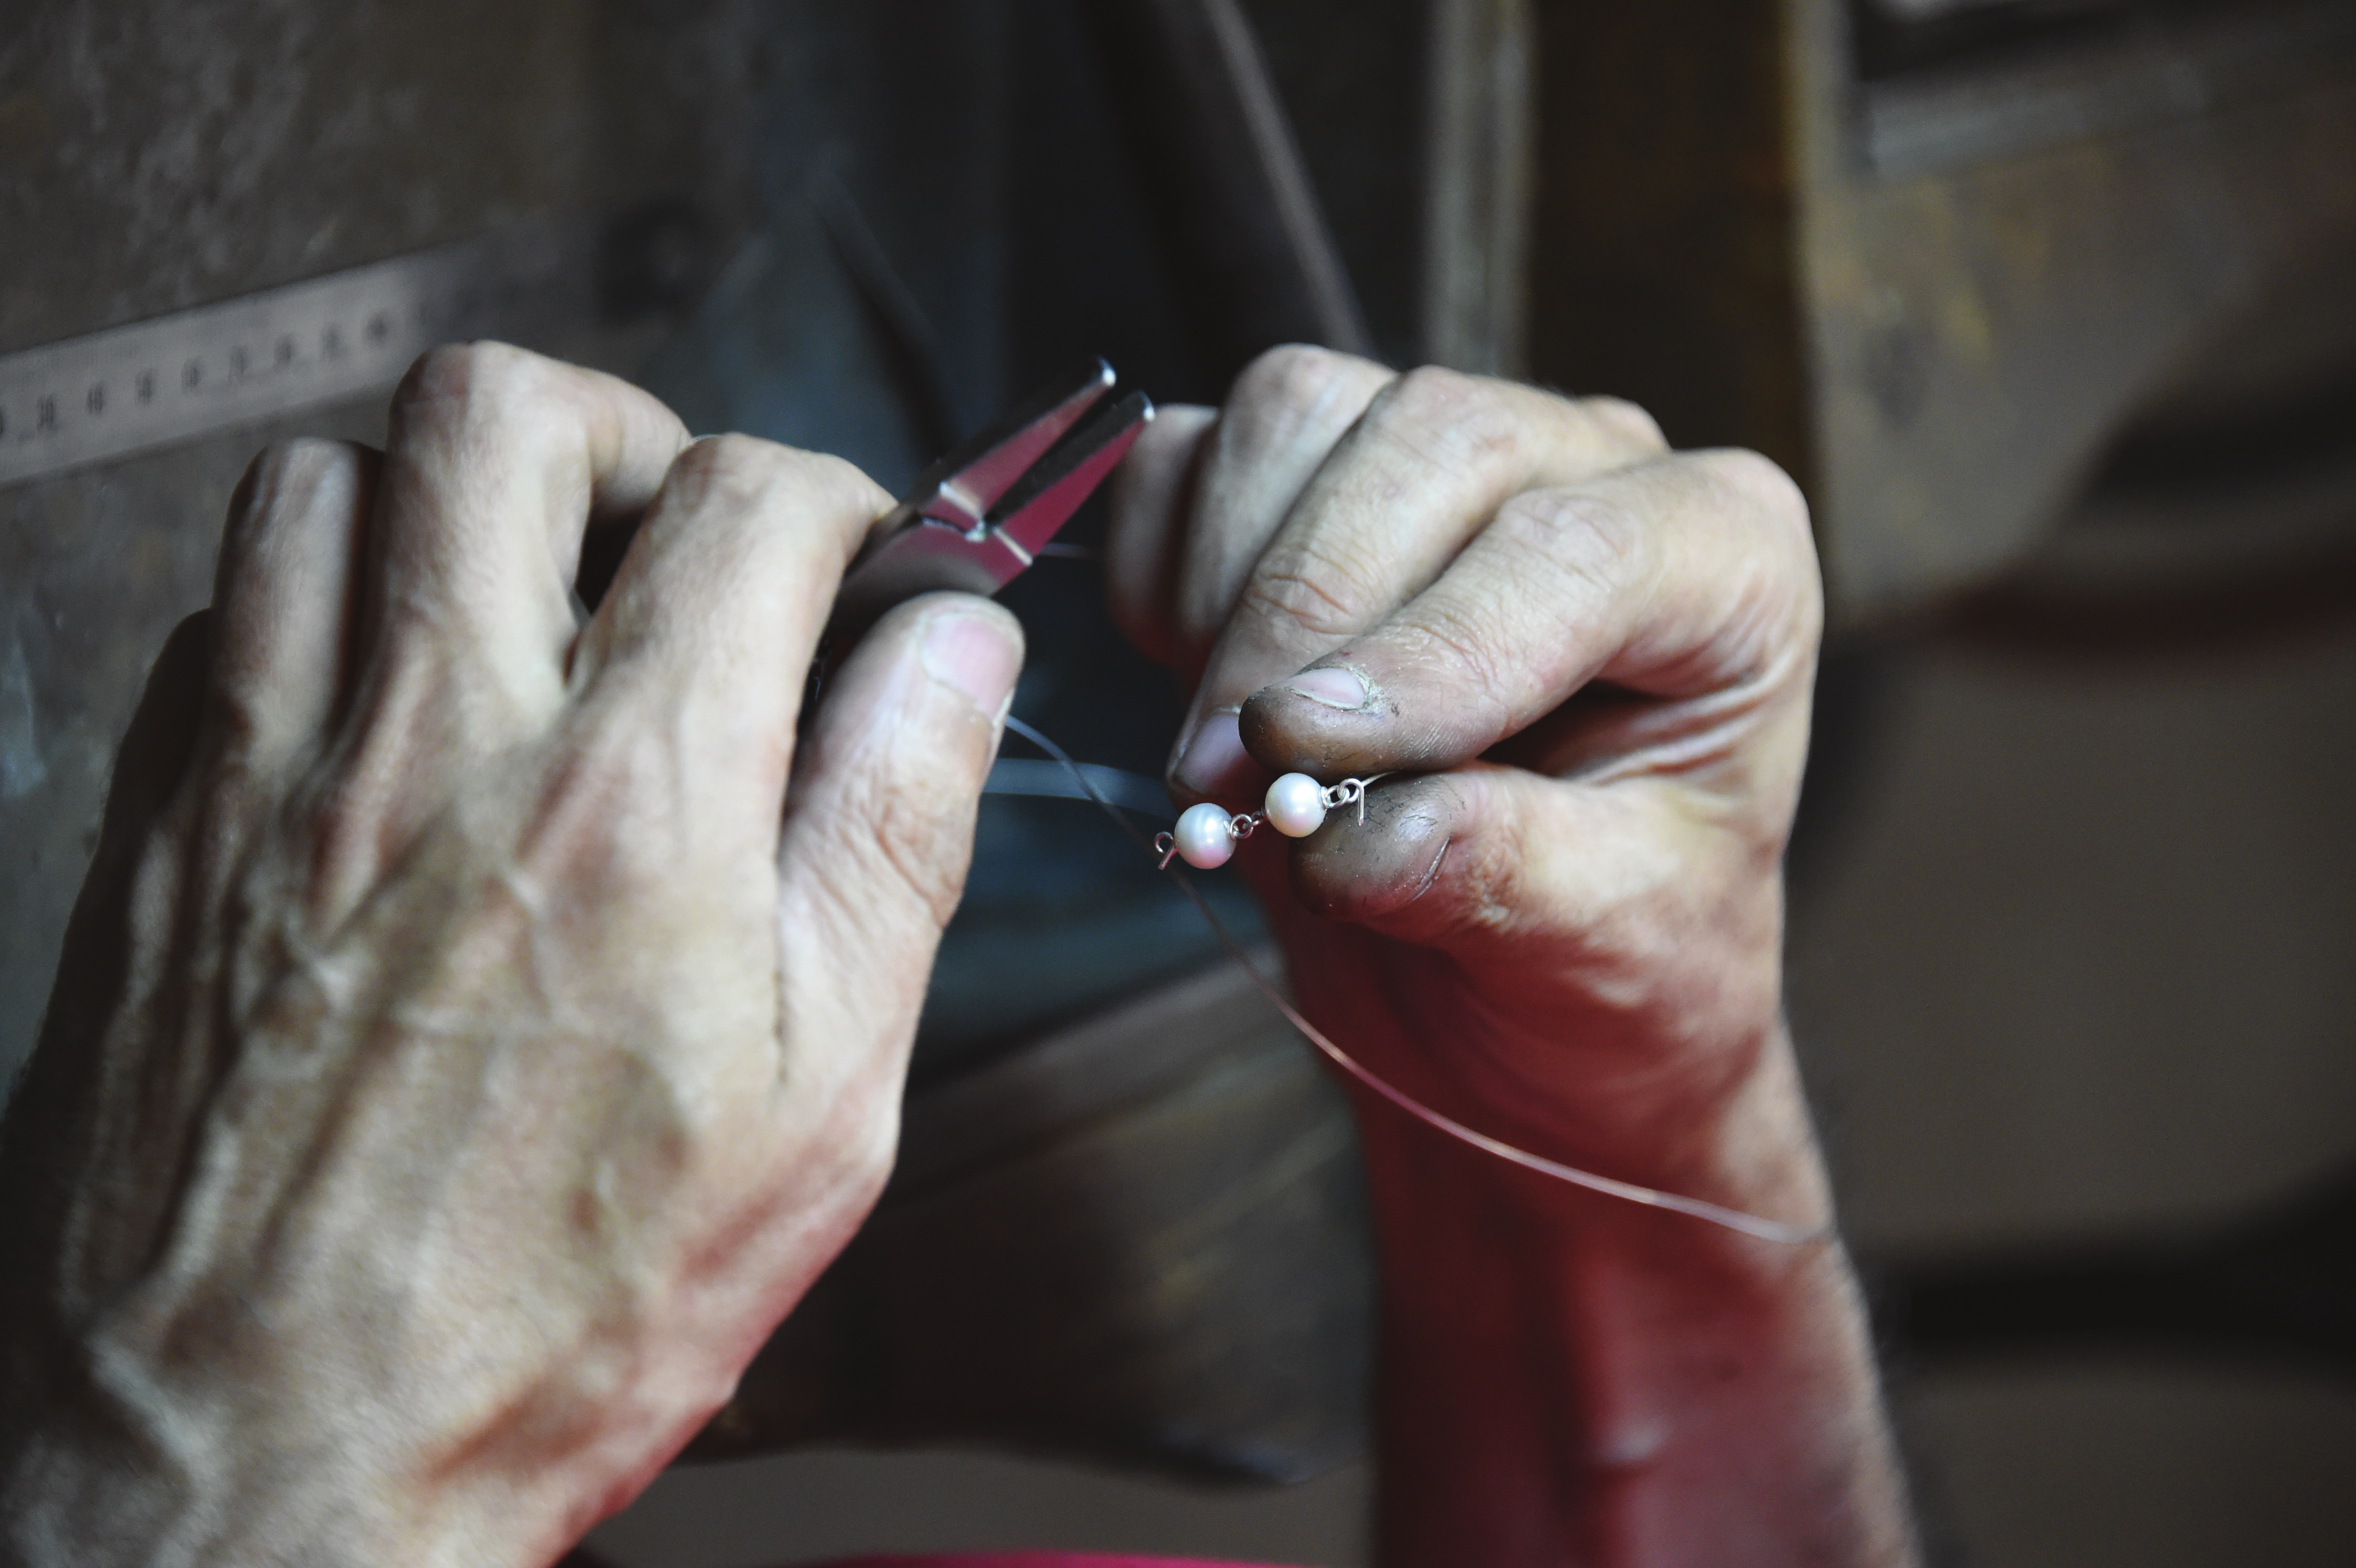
<box><xmin>827</xmin><ymin>359</ymin><xmax>1153</xmax><ymax>642</ymax></box>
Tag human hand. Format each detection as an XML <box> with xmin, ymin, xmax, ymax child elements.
<box><xmin>0</xmin><ymin>345</ymin><xmax>1022</xmax><ymax>1568</ymax></box>
<box><xmin>1109</xmin><ymin>347</ymin><xmax>1821</xmax><ymax>1202</ymax></box>
<box><xmin>1110</xmin><ymin>349</ymin><xmax>1910</xmax><ymax>1567</ymax></box>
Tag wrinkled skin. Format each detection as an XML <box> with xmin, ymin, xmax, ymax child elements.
<box><xmin>0</xmin><ymin>346</ymin><xmax>1023</xmax><ymax>1568</ymax></box>
<box><xmin>1109</xmin><ymin>348</ymin><xmax>1915</xmax><ymax>1566</ymax></box>
<box><xmin>1113</xmin><ymin>349</ymin><xmax>1815</xmax><ymax>1153</ymax></box>
<box><xmin>0</xmin><ymin>342</ymin><xmax>1915</xmax><ymax>1568</ymax></box>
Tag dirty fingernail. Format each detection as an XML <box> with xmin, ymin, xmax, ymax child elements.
<box><xmin>921</xmin><ymin>610</ymin><xmax>1023</xmax><ymax>719</ymax></box>
<box><xmin>1173</xmin><ymin>709</ymin><xmax>1246</xmax><ymax>795</ymax></box>
<box><xmin>1283</xmin><ymin>665</ymin><xmax>1369</xmax><ymax>711</ymax></box>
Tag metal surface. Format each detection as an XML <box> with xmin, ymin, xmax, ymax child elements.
<box><xmin>0</xmin><ymin>223</ymin><xmax>586</xmax><ymax>489</ymax></box>
<box><xmin>905</xmin><ymin>361</ymin><xmax>1120</xmax><ymax>535</ymax></box>
<box><xmin>829</xmin><ymin>359</ymin><xmax>1152</xmax><ymax>636</ymax></box>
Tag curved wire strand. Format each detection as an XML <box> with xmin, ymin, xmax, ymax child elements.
<box><xmin>1000</xmin><ymin>715</ymin><xmax>1827</xmax><ymax>1248</ymax></box>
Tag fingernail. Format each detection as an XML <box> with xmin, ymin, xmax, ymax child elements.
<box><xmin>921</xmin><ymin>611</ymin><xmax>1022</xmax><ymax>719</ymax></box>
<box><xmin>1283</xmin><ymin>665</ymin><xmax>1369</xmax><ymax>711</ymax></box>
<box><xmin>1173</xmin><ymin>709</ymin><xmax>1246</xmax><ymax>795</ymax></box>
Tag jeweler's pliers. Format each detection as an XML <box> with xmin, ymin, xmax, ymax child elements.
<box><xmin>827</xmin><ymin>359</ymin><xmax>1152</xmax><ymax>642</ymax></box>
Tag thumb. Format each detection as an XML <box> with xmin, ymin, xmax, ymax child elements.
<box><xmin>1282</xmin><ymin>763</ymin><xmax>1776</xmax><ymax>1026</ymax></box>
<box><xmin>774</xmin><ymin>592</ymin><xmax>1023</xmax><ymax>1086</ymax></box>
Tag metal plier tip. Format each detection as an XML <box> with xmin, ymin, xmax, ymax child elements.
<box><xmin>829</xmin><ymin>358</ymin><xmax>1153</xmax><ymax>640</ymax></box>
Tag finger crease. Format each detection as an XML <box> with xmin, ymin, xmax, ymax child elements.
<box><xmin>1408</xmin><ymin>835</ymin><xmax>1451</xmax><ymax>905</ymax></box>
<box><xmin>1246</xmin><ymin>570</ymin><xmax>1364</xmax><ymax>640</ymax></box>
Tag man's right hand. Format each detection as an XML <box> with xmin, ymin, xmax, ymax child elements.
<box><xmin>0</xmin><ymin>344</ymin><xmax>1023</xmax><ymax>1568</ymax></box>
<box><xmin>1109</xmin><ymin>346</ymin><xmax>1917</xmax><ymax>1567</ymax></box>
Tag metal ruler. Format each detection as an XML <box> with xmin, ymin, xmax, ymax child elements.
<box><xmin>0</xmin><ymin>222</ymin><xmax>585</xmax><ymax>490</ymax></box>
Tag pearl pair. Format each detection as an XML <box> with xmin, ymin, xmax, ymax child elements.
<box><xmin>1156</xmin><ymin>772</ymin><xmax>1377</xmax><ymax>871</ymax></box>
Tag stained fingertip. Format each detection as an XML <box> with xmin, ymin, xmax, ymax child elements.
<box><xmin>1236</xmin><ymin>667</ymin><xmax>1395</xmax><ymax>781</ymax></box>
<box><xmin>1279</xmin><ymin>665</ymin><xmax>1370</xmax><ymax>712</ymax></box>
<box><xmin>1287</xmin><ymin>774</ymin><xmax>1462</xmax><ymax>929</ymax></box>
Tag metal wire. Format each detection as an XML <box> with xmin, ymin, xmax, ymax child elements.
<box><xmin>999</xmin><ymin>714</ymin><xmax>1828</xmax><ymax>1246</ymax></box>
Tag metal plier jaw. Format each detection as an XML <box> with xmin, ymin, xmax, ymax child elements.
<box><xmin>827</xmin><ymin>358</ymin><xmax>1154</xmax><ymax>642</ymax></box>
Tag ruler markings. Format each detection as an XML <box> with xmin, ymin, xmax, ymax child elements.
<box><xmin>0</xmin><ymin>224</ymin><xmax>581</xmax><ymax>489</ymax></box>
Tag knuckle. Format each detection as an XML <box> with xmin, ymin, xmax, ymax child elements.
<box><xmin>670</xmin><ymin>436</ymin><xmax>887</xmax><ymax>523</ymax></box>
<box><xmin>273</xmin><ymin>438</ymin><xmax>372</xmax><ymax>517</ymax></box>
<box><xmin>1690</xmin><ymin>447</ymin><xmax>1823</xmax><ymax>640</ymax></box>
<box><xmin>227</xmin><ymin>438</ymin><xmax>357</xmax><ymax>526</ymax></box>
<box><xmin>1230</xmin><ymin>342</ymin><xmax>1362</xmax><ymax>417</ymax></box>
<box><xmin>272</xmin><ymin>433</ymin><xmax>362</xmax><ymax>471</ymax></box>
<box><xmin>670</xmin><ymin>431</ymin><xmax>786</xmax><ymax>491</ymax></box>
<box><xmin>221</xmin><ymin>447</ymin><xmax>296</xmax><ymax>563</ymax></box>
<box><xmin>790</xmin><ymin>447</ymin><xmax>894</xmax><ymax>516</ymax></box>
<box><xmin>1501</xmin><ymin>488</ymin><xmax>1647</xmax><ymax>580</ymax></box>
<box><xmin>813</xmin><ymin>762</ymin><xmax>971</xmax><ymax>935</ymax></box>
<box><xmin>1696</xmin><ymin>447</ymin><xmax>1810</xmax><ymax>534</ymax></box>
<box><xmin>863</xmin><ymin>788</ymin><xmax>968</xmax><ymax>930</ymax></box>
<box><xmin>1365</xmin><ymin>365</ymin><xmax>1525</xmax><ymax>476</ymax></box>
<box><xmin>244</xmin><ymin>435</ymin><xmax>343</xmax><ymax>490</ymax></box>
<box><xmin>1399</xmin><ymin>602</ymin><xmax>1513</xmax><ymax>724</ymax></box>
<box><xmin>393</xmin><ymin>340</ymin><xmax>541</xmax><ymax>419</ymax></box>
<box><xmin>387</xmin><ymin>344</ymin><xmax>568</xmax><ymax>462</ymax></box>
<box><xmin>1240</xmin><ymin>544</ymin><xmax>1382</xmax><ymax>639</ymax></box>
<box><xmin>1574</xmin><ymin>395</ymin><xmax>1669</xmax><ymax>455</ymax></box>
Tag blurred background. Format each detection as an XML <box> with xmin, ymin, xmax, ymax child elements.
<box><xmin>4</xmin><ymin>0</ymin><xmax>2355</xmax><ymax>1563</ymax></box>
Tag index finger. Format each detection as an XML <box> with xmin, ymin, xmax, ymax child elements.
<box><xmin>1172</xmin><ymin>370</ymin><xmax>1664</xmax><ymax>799</ymax></box>
<box><xmin>360</xmin><ymin>343</ymin><xmax>692</xmax><ymax>731</ymax></box>
<box><xmin>1238</xmin><ymin>448</ymin><xmax>1822</xmax><ymax>785</ymax></box>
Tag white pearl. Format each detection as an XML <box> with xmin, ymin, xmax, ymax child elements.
<box><xmin>1264</xmin><ymin>772</ymin><xmax>1328</xmax><ymax>838</ymax></box>
<box><xmin>1174</xmin><ymin>801</ymin><xmax>1237</xmax><ymax>869</ymax></box>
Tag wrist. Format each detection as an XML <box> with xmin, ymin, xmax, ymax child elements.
<box><xmin>1354</xmin><ymin>1023</ymin><xmax>1913</xmax><ymax>1567</ymax></box>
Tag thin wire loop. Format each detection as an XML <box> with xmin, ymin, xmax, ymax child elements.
<box><xmin>999</xmin><ymin>716</ymin><xmax>1827</xmax><ymax>1247</ymax></box>
<box><xmin>1319</xmin><ymin>774</ymin><xmax>1385</xmax><ymax>824</ymax></box>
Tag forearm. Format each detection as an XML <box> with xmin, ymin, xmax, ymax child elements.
<box><xmin>1361</xmin><ymin>1027</ymin><xmax>1917</xmax><ymax>1568</ymax></box>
